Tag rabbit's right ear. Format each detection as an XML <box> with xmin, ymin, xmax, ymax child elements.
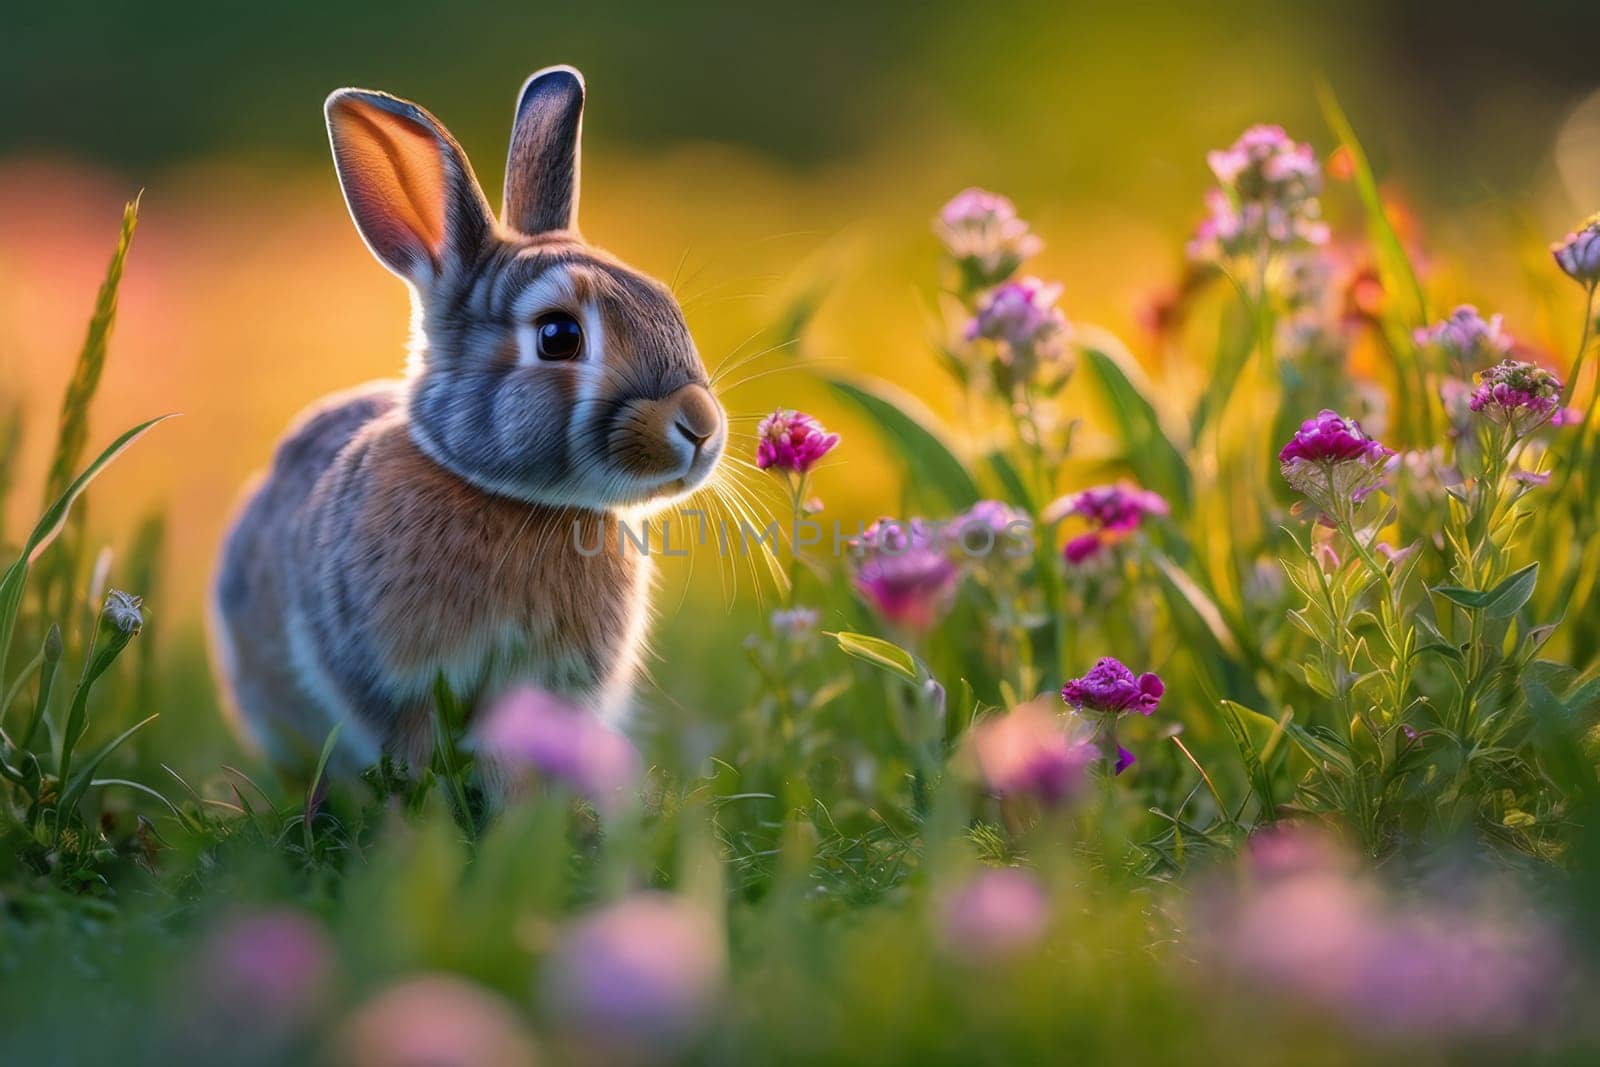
<box><xmin>325</xmin><ymin>89</ymin><xmax>493</xmax><ymax>284</ymax></box>
<box><xmin>503</xmin><ymin>66</ymin><xmax>585</xmax><ymax>236</ymax></box>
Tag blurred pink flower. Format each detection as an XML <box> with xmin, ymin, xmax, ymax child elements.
<box><xmin>938</xmin><ymin>868</ymin><xmax>1051</xmax><ymax>962</ymax></box>
<box><xmin>474</xmin><ymin>688</ymin><xmax>640</xmax><ymax>815</ymax></box>
<box><xmin>1205</xmin><ymin>829</ymin><xmax>1566</xmax><ymax>1042</ymax></box>
<box><xmin>969</xmin><ymin>700</ymin><xmax>1096</xmax><ymax>806</ymax></box>
<box><xmin>755</xmin><ymin>408</ymin><xmax>840</xmax><ymax>474</ymax></box>
<box><xmin>334</xmin><ymin>975</ymin><xmax>538</xmax><ymax>1067</ymax></box>
<box><xmin>1188</xmin><ymin>125</ymin><xmax>1327</xmax><ymax>263</ymax></box>
<box><xmin>1045</xmin><ymin>481</ymin><xmax>1167</xmax><ymax>567</ymax></box>
<box><xmin>934</xmin><ymin>187</ymin><xmax>1043</xmax><ymax>288</ymax></box>
<box><xmin>851</xmin><ymin>518</ymin><xmax>961</xmax><ymax>631</ymax></box>
<box><xmin>194</xmin><ymin>909</ymin><xmax>334</xmax><ymax>1036</ymax></box>
<box><xmin>543</xmin><ymin>894</ymin><xmax>725</xmax><ymax>1047</ymax></box>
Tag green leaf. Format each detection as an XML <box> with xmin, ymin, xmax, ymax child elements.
<box><xmin>303</xmin><ymin>722</ymin><xmax>344</xmax><ymax>855</ymax></box>
<box><xmin>1433</xmin><ymin>562</ymin><xmax>1539</xmax><ymax>618</ymax></box>
<box><xmin>1076</xmin><ymin>326</ymin><xmax>1192</xmax><ymax>512</ymax></box>
<box><xmin>1316</xmin><ymin>87</ymin><xmax>1426</xmax><ymax>326</ymax></box>
<box><xmin>1219</xmin><ymin>699</ymin><xmax>1276</xmax><ymax>820</ymax></box>
<box><xmin>56</xmin><ymin>713</ymin><xmax>158</xmax><ymax>825</ymax></box>
<box><xmin>0</xmin><ymin>414</ymin><xmax>175</xmax><ymax>683</ymax></box>
<box><xmin>1283</xmin><ymin>722</ymin><xmax>1355</xmax><ymax>777</ymax></box>
<box><xmin>829</xmin><ymin>631</ymin><xmax>920</xmax><ymax>682</ymax></box>
<box><xmin>823</xmin><ymin>375</ymin><xmax>979</xmax><ymax>510</ymax></box>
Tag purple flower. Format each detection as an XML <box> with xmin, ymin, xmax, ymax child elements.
<box><xmin>851</xmin><ymin>518</ymin><xmax>961</xmax><ymax>631</ymax></box>
<box><xmin>335</xmin><ymin>975</ymin><xmax>538</xmax><ymax>1067</ymax></box>
<box><xmin>1468</xmin><ymin>359</ymin><xmax>1563</xmax><ymax>436</ymax></box>
<box><xmin>1413</xmin><ymin>305</ymin><xmax>1513</xmax><ymax>367</ymax></box>
<box><xmin>1188</xmin><ymin>125</ymin><xmax>1328</xmax><ymax>264</ymax></box>
<box><xmin>755</xmin><ymin>408</ymin><xmax>840</xmax><ymax>475</ymax></box>
<box><xmin>474</xmin><ymin>688</ymin><xmax>640</xmax><ymax>815</ymax></box>
<box><xmin>543</xmin><ymin>894</ymin><xmax>725</xmax><ymax>1047</ymax></box>
<box><xmin>1552</xmin><ymin>213</ymin><xmax>1600</xmax><ymax>287</ymax></box>
<box><xmin>1061</xmin><ymin>657</ymin><xmax>1165</xmax><ymax>717</ymax></box>
<box><xmin>935</xmin><ymin>187</ymin><xmax>1043</xmax><ymax>288</ymax></box>
<box><xmin>966</xmin><ymin>277</ymin><xmax>1071</xmax><ymax>375</ymax></box>
<box><xmin>938</xmin><ymin>868</ymin><xmax>1051</xmax><ymax>962</ymax></box>
<box><xmin>1045</xmin><ymin>482</ymin><xmax>1168</xmax><ymax>567</ymax></box>
<box><xmin>969</xmin><ymin>701</ymin><xmax>1096</xmax><ymax>807</ymax></box>
<box><xmin>1279</xmin><ymin>409</ymin><xmax>1394</xmax><ymax>509</ymax></box>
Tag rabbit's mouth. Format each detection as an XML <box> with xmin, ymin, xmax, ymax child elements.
<box><xmin>603</xmin><ymin>384</ymin><xmax>726</xmax><ymax>507</ymax></box>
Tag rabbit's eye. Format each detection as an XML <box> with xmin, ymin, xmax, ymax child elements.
<box><xmin>533</xmin><ymin>311</ymin><xmax>583</xmax><ymax>361</ymax></box>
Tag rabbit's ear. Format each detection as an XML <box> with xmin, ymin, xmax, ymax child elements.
<box><xmin>325</xmin><ymin>89</ymin><xmax>492</xmax><ymax>283</ymax></box>
<box><xmin>502</xmin><ymin>66</ymin><xmax>585</xmax><ymax>236</ymax></box>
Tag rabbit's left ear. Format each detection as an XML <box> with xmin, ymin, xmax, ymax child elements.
<box><xmin>503</xmin><ymin>66</ymin><xmax>585</xmax><ymax>235</ymax></box>
<box><xmin>325</xmin><ymin>89</ymin><xmax>493</xmax><ymax>284</ymax></box>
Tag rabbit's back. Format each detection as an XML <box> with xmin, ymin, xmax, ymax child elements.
<box><xmin>212</xmin><ymin>382</ymin><xmax>402</xmax><ymax>766</ymax></box>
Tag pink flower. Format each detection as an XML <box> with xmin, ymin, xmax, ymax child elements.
<box><xmin>934</xmin><ymin>187</ymin><xmax>1043</xmax><ymax>288</ymax></box>
<box><xmin>543</xmin><ymin>894</ymin><xmax>726</xmax><ymax>1047</ymax></box>
<box><xmin>192</xmin><ymin>910</ymin><xmax>334</xmax><ymax>1039</ymax></box>
<box><xmin>1552</xmin><ymin>213</ymin><xmax>1600</xmax><ymax>287</ymax></box>
<box><xmin>938</xmin><ymin>868</ymin><xmax>1051</xmax><ymax>962</ymax></box>
<box><xmin>1279</xmin><ymin>410</ymin><xmax>1394</xmax><ymax>509</ymax></box>
<box><xmin>1046</xmin><ymin>482</ymin><xmax>1168</xmax><ymax>567</ymax></box>
<box><xmin>334</xmin><ymin>975</ymin><xmax>539</xmax><ymax>1067</ymax></box>
<box><xmin>1188</xmin><ymin>125</ymin><xmax>1328</xmax><ymax>263</ymax></box>
<box><xmin>969</xmin><ymin>701</ymin><xmax>1096</xmax><ymax>806</ymax></box>
<box><xmin>474</xmin><ymin>688</ymin><xmax>640</xmax><ymax>815</ymax></box>
<box><xmin>851</xmin><ymin>519</ymin><xmax>961</xmax><ymax>631</ymax></box>
<box><xmin>755</xmin><ymin>408</ymin><xmax>840</xmax><ymax>474</ymax></box>
<box><xmin>1061</xmin><ymin>657</ymin><xmax>1165</xmax><ymax>717</ymax></box>
<box><xmin>1468</xmin><ymin>359</ymin><xmax>1563</xmax><ymax>437</ymax></box>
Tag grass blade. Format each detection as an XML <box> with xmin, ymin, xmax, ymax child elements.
<box><xmin>823</xmin><ymin>374</ymin><xmax>979</xmax><ymax>510</ymax></box>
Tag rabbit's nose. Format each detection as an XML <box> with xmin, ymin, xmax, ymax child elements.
<box><xmin>669</xmin><ymin>384</ymin><xmax>722</xmax><ymax>449</ymax></box>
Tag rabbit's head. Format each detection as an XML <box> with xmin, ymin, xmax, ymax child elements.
<box><xmin>325</xmin><ymin>67</ymin><xmax>724</xmax><ymax>511</ymax></box>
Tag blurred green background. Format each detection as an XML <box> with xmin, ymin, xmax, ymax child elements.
<box><xmin>2</xmin><ymin>0</ymin><xmax>1598</xmax><ymax>770</ymax></box>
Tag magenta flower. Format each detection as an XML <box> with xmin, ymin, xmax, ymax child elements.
<box><xmin>938</xmin><ymin>868</ymin><xmax>1052</xmax><ymax>962</ymax></box>
<box><xmin>1279</xmin><ymin>409</ymin><xmax>1394</xmax><ymax>510</ymax></box>
<box><xmin>969</xmin><ymin>701</ymin><xmax>1096</xmax><ymax>807</ymax></box>
<box><xmin>851</xmin><ymin>518</ymin><xmax>961</xmax><ymax>631</ymax></box>
<box><xmin>1188</xmin><ymin>125</ymin><xmax>1328</xmax><ymax>264</ymax></box>
<box><xmin>934</xmin><ymin>187</ymin><xmax>1043</xmax><ymax>288</ymax></box>
<box><xmin>1552</xmin><ymin>213</ymin><xmax>1600</xmax><ymax>287</ymax></box>
<box><xmin>1413</xmin><ymin>305</ymin><xmax>1513</xmax><ymax>368</ymax></box>
<box><xmin>335</xmin><ymin>975</ymin><xmax>539</xmax><ymax>1067</ymax></box>
<box><xmin>1045</xmin><ymin>482</ymin><xmax>1168</xmax><ymax>567</ymax></box>
<box><xmin>543</xmin><ymin>894</ymin><xmax>726</xmax><ymax>1047</ymax></box>
<box><xmin>473</xmin><ymin>688</ymin><xmax>640</xmax><ymax>815</ymax></box>
<box><xmin>1469</xmin><ymin>359</ymin><xmax>1563</xmax><ymax>436</ymax></box>
<box><xmin>1061</xmin><ymin>658</ymin><xmax>1164</xmax><ymax>776</ymax></box>
<box><xmin>966</xmin><ymin>277</ymin><xmax>1071</xmax><ymax>381</ymax></box>
<box><xmin>1062</xmin><ymin>657</ymin><xmax>1165</xmax><ymax>716</ymax></box>
<box><xmin>755</xmin><ymin>408</ymin><xmax>840</xmax><ymax>474</ymax></box>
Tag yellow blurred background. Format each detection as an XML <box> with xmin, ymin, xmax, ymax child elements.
<box><xmin>3</xmin><ymin>0</ymin><xmax>1598</xmax><ymax>633</ymax></box>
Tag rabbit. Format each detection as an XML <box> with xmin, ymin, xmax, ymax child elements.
<box><xmin>209</xmin><ymin>66</ymin><xmax>726</xmax><ymax>774</ymax></box>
